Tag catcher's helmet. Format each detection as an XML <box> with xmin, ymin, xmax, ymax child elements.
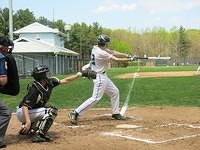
<box><xmin>97</xmin><ymin>34</ymin><xmax>111</xmax><ymax>46</ymax></box>
<box><xmin>0</xmin><ymin>37</ymin><xmax>14</xmax><ymax>53</ymax></box>
<box><xmin>32</xmin><ymin>65</ymin><xmax>49</xmax><ymax>81</ymax></box>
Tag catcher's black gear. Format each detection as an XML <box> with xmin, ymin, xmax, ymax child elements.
<box><xmin>32</xmin><ymin>65</ymin><xmax>49</xmax><ymax>81</ymax></box>
<box><xmin>30</xmin><ymin>106</ymin><xmax>57</xmax><ymax>142</ymax></box>
<box><xmin>97</xmin><ymin>34</ymin><xmax>111</xmax><ymax>46</ymax></box>
<box><xmin>33</xmin><ymin>106</ymin><xmax>57</xmax><ymax>135</ymax></box>
<box><xmin>81</xmin><ymin>69</ymin><xmax>97</xmax><ymax>79</ymax></box>
<box><xmin>0</xmin><ymin>54</ymin><xmax>20</xmax><ymax>96</ymax></box>
<box><xmin>19</xmin><ymin>77</ymin><xmax>60</xmax><ymax>109</ymax></box>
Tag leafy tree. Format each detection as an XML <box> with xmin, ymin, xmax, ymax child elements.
<box><xmin>0</xmin><ymin>8</ymin><xmax>9</xmax><ymax>36</ymax></box>
<box><xmin>186</xmin><ymin>29</ymin><xmax>200</xmax><ymax>57</ymax></box>
<box><xmin>67</xmin><ymin>22</ymin><xmax>103</xmax><ymax>58</ymax></box>
<box><xmin>13</xmin><ymin>9</ymin><xmax>35</xmax><ymax>31</ymax></box>
<box><xmin>178</xmin><ymin>26</ymin><xmax>191</xmax><ymax>58</ymax></box>
<box><xmin>1</xmin><ymin>7</ymin><xmax>200</xmax><ymax>60</ymax></box>
<box><xmin>37</xmin><ymin>16</ymin><xmax>53</xmax><ymax>27</ymax></box>
<box><xmin>91</xmin><ymin>22</ymin><xmax>102</xmax><ymax>37</ymax></box>
<box><xmin>109</xmin><ymin>39</ymin><xmax>132</xmax><ymax>54</ymax></box>
<box><xmin>53</xmin><ymin>19</ymin><xmax>66</xmax><ymax>33</ymax></box>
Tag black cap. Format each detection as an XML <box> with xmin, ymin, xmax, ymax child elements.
<box><xmin>0</xmin><ymin>37</ymin><xmax>13</xmax><ymax>47</ymax></box>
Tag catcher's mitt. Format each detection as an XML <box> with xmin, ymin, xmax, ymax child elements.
<box><xmin>81</xmin><ymin>69</ymin><xmax>97</xmax><ymax>79</ymax></box>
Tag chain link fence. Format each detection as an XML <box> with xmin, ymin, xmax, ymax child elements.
<box><xmin>14</xmin><ymin>54</ymin><xmax>200</xmax><ymax>77</ymax></box>
<box><xmin>14</xmin><ymin>54</ymin><xmax>90</xmax><ymax>77</ymax></box>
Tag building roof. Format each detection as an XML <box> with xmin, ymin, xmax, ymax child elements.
<box><xmin>13</xmin><ymin>37</ymin><xmax>79</xmax><ymax>56</ymax></box>
<box><xmin>14</xmin><ymin>22</ymin><xmax>66</xmax><ymax>37</ymax></box>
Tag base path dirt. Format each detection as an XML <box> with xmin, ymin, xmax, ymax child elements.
<box><xmin>5</xmin><ymin>107</ymin><xmax>200</xmax><ymax>150</ymax></box>
<box><xmin>115</xmin><ymin>71</ymin><xmax>200</xmax><ymax>79</ymax></box>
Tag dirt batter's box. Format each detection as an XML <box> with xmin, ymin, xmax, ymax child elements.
<box><xmin>102</xmin><ymin>123</ymin><xmax>200</xmax><ymax>144</ymax></box>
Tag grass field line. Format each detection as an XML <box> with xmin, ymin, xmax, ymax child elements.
<box><xmin>102</xmin><ymin>132</ymin><xmax>200</xmax><ymax>144</ymax></box>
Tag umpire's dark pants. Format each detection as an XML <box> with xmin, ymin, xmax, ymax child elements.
<box><xmin>0</xmin><ymin>102</ymin><xmax>11</xmax><ymax>144</ymax></box>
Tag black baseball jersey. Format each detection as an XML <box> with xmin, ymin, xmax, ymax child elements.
<box><xmin>19</xmin><ymin>77</ymin><xmax>60</xmax><ymax>109</ymax></box>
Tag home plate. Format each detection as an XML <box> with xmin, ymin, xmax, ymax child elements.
<box><xmin>116</xmin><ymin>124</ymin><xmax>141</xmax><ymax>129</ymax></box>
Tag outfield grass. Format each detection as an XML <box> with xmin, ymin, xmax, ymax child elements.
<box><xmin>1</xmin><ymin>66</ymin><xmax>199</xmax><ymax>111</ymax></box>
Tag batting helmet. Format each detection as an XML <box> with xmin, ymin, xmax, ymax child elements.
<box><xmin>32</xmin><ymin>65</ymin><xmax>49</xmax><ymax>81</ymax></box>
<box><xmin>97</xmin><ymin>34</ymin><xmax>111</xmax><ymax>46</ymax></box>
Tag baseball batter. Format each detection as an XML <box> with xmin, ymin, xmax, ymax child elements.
<box><xmin>69</xmin><ymin>34</ymin><xmax>136</xmax><ymax>125</ymax></box>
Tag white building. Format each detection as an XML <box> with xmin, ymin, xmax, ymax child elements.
<box><xmin>13</xmin><ymin>22</ymin><xmax>79</xmax><ymax>76</ymax></box>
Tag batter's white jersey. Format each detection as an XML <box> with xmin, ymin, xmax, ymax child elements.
<box><xmin>75</xmin><ymin>45</ymin><xmax>120</xmax><ymax>115</ymax></box>
<box><xmin>91</xmin><ymin>46</ymin><xmax>115</xmax><ymax>73</ymax></box>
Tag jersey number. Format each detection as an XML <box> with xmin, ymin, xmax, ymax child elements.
<box><xmin>91</xmin><ymin>54</ymin><xmax>95</xmax><ymax>65</ymax></box>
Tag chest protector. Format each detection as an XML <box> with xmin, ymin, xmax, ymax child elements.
<box><xmin>33</xmin><ymin>80</ymin><xmax>53</xmax><ymax>106</ymax></box>
<box><xmin>0</xmin><ymin>54</ymin><xmax>20</xmax><ymax>96</ymax></box>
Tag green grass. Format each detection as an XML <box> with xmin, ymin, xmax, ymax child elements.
<box><xmin>1</xmin><ymin>66</ymin><xmax>199</xmax><ymax>111</ymax></box>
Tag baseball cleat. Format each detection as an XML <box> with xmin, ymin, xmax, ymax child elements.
<box><xmin>68</xmin><ymin>111</ymin><xmax>78</xmax><ymax>125</ymax></box>
<box><xmin>32</xmin><ymin>132</ymin><xmax>52</xmax><ymax>143</ymax></box>
<box><xmin>112</xmin><ymin>114</ymin><xmax>126</xmax><ymax>120</ymax></box>
<box><xmin>0</xmin><ymin>143</ymin><xmax>6</xmax><ymax>149</ymax></box>
<box><xmin>42</xmin><ymin>134</ymin><xmax>54</xmax><ymax>142</ymax></box>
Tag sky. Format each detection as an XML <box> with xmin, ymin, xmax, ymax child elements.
<box><xmin>1</xmin><ymin>0</ymin><xmax>200</xmax><ymax>31</ymax></box>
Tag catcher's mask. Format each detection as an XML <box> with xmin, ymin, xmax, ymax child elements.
<box><xmin>97</xmin><ymin>34</ymin><xmax>111</xmax><ymax>46</ymax></box>
<box><xmin>32</xmin><ymin>65</ymin><xmax>49</xmax><ymax>81</ymax></box>
<box><xmin>0</xmin><ymin>37</ymin><xmax>14</xmax><ymax>53</ymax></box>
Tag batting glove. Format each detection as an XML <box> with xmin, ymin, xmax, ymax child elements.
<box><xmin>127</xmin><ymin>55</ymin><xmax>137</xmax><ymax>61</ymax></box>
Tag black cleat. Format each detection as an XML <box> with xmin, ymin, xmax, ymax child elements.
<box><xmin>42</xmin><ymin>134</ymin><xmax>54</xmax><ymax>142</ymax></box>
<box><xmin>0</xmin><ymin>143</ymin><xmax>6</xmax><ymax>149</ymax></box>
<box><xmin>32</xmin><ymin>132</ymin><xmax>52</xmax><ymax>143</ymax></box>
<box><xmin>112</xmin><ymin>114</ymin><xmax>126</xmax><ymax>120</ymax></box>
<box><xmin>68</xmin><ymin>111</ymin><xmax>78</xmax><ymax>125</ymax></box>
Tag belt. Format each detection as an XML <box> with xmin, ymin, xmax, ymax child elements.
<box><xmin>97</xmin><ymin>71</ymin><xmax>106</xmax><ymax>74</ymax></box>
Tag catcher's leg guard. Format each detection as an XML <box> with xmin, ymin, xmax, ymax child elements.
<box><xmin>32</xmin><ymin>106</ymin><xmax>58</xmax><ymax>142</ymax></box>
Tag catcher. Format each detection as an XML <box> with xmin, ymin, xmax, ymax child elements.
<box><xmin>16</xmin><ymin>65</ymin><xmax>96</xmax><ymax>142</ymax></box>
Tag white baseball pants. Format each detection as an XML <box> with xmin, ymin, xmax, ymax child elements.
<box><xmin>75</xmin><ymin>73</ymin><xmax>120</xmax><ymax>115</ymax></box>
<box><xmin>16</xmin><ymin>107</ymin><xmax>46</xmax><ymax>123</ymax></box>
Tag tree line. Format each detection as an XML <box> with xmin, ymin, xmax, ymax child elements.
<box><xmin>1</xmin><ymin>8</ymin><xmax>200</xmax><ymax>59</ymax></box>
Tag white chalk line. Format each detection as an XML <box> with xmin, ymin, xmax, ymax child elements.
<box><xmin>102</xmin><ymin>132</ymin><xmax>200</xmax><ymax>144</ymax></box>
<box><xmin>120</xmin><ymin>61</ymin><xmax>140</xmax><ymax>116</ymax></box>
<box><xmin>137</xmin><ymin>123</ymin><xmax>200</xmax><ymax>131</ymax></box>
<box><xmin>120</xmin><ymin>72</ymin><xmax>138</xmax><ymax>116</ymax></box>
<box><xmin>54</xmin><ymin>121</ymin><xmax>84</xmax><ymax>128</ymax></box>
<box><xmin>157</xmin><ymin>123</ymin><xmax>200</xmax><ymax>129</ymax></box>
<box><xmin>95</xmin><ymin>114</ymin><xmax>143</xmax><ymax>121</ymax></box>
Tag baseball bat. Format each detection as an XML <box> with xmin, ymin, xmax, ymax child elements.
<box><xmin>135</xmin><ymin>56</ymin><xmax>171</xmax><ymax>60</ymax></box>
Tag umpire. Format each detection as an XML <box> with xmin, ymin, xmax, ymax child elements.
<box><xmin>0</xmin><ymin>37</ymin><xmax>19</xmax><ymax>148</ymax></box>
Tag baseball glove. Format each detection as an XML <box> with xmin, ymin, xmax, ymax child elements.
<box><xmin>81</xmin><ymin>69</ymin><xmax>97</xmax><ymax>79</ymax></box>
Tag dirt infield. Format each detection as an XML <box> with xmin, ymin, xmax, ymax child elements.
<box><xmin>5</xmin><ymin>107</ymin><xmax>200</xmax><ymax>150</ymax></box>
<box><xmin>115</xmin><ymin>71</ymin><xmax>199</xmax><ymax>79</ymax></box>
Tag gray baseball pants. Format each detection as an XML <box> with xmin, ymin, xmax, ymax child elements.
<box><xmin>0</xmin><ymin>102</ymin><xmax>11</xmax><ymax>144</ymax></box>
